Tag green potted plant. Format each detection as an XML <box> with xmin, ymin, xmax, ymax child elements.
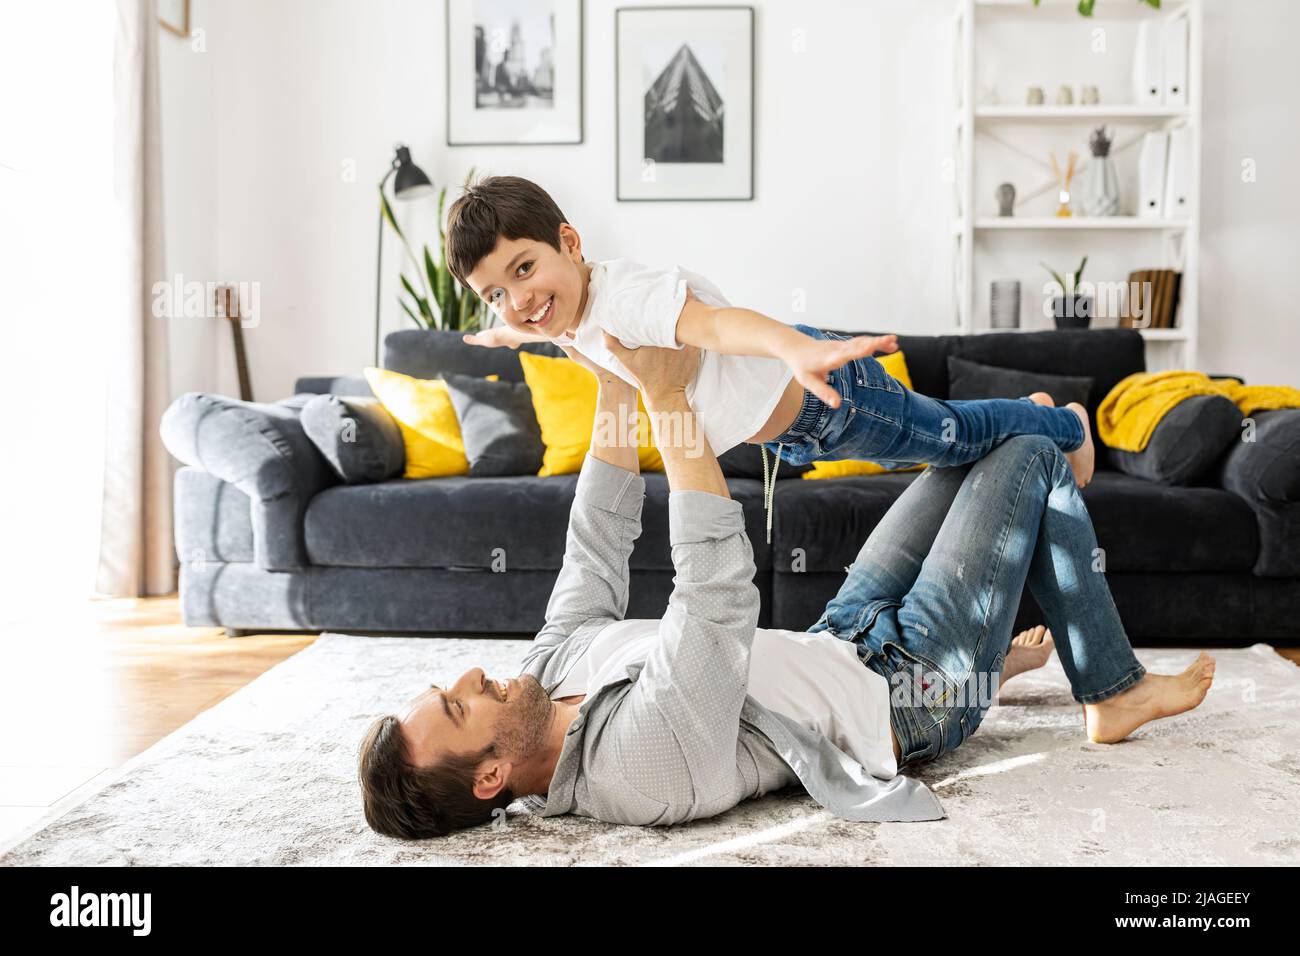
<box><xmin>1040</xmin><ymin>255</ymin><xmax>1092</xmax><ymax>329</ymax></box>
<box><xmin>379</xmin><ymin>175</ymin><xmax>489</xmax><ymax>334</ymax></box>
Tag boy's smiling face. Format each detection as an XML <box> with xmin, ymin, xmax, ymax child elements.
<box><xmin>466</xmin><ymin>224</ymin><xmax>589</xmax><ymax>339</ymax></box>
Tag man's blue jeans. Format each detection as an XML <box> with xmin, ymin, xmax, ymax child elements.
<box><xmin>763</xmin><ymin>324</ymin><xmax>1085</xmax><ymax>470</ymax></box>
<box><xmin>808</xmin><ymin>435</ymin><xmax>1146</xmax><ymax>768</ymax></box>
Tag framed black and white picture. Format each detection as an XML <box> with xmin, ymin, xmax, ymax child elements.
<box><xmin>616</xmin><ymin>5</ymin><xmax>753</xmax><ymax>201</ymax></box>
<box><xmin>446</xmin><ymin>0</ymin><xmax>584</xmax><ymax>146</ymax></box>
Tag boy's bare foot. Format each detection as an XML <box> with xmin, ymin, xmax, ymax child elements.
<box><xmin>1000</xmin><ymin>625</ymin><xmax>1054</xmax><ymax>686</ymax></box>
<box><xmin>1083</xmin><ymin>652</ymin><xmax>1216</xmax><ymax>744</ymax></box>
<box><xmin>1027</xmin><ymin>391</ymin><xmax>1055</xmax><ymax>407</ymax></box>
<box><xmin>1064</xmin><ymin>401</ymin><xmax>1095</xmax><ymax>488</ymax></box>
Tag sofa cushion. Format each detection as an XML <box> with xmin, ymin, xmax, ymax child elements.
<box><xmin>300</xmin><ymin>395</ymin><xmax>405</xmax><ymax>484</ymax></box>
<box><xmin>444</xmin><ymin>373</ymin><xmax>545</xmax><ymax>477</ymax></box>
<box><xmin>1107</xmin><ymin>394</ymin><xmax>1243</xmax><ymax>486</ymax></box>
<box><xmin>769</xmin><ymin>468</ymin><xmax>1258</xmax><ymax>575</ymax></box>
<box><xmin>946</xmin><ymin>355</ymin><xmax>1094</xmax><ymax>408</ymax></box>
<box><xmin>1218</xmin><ymin>407</ymin><xmax>1300</xmax><ymax>576</ymax></box>
<box><xmin>303</xmin><ymin>472</ymin><xmax>775</xmax><ymax>572</ymax></box>
<box><xmin>952</xmin><ymin>328</ymin><xmax>1145</xmax><ymax>416</ymax></box>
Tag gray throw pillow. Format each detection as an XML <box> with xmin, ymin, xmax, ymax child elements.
<box><xmin>947</xmin><ymin>355</ymin><xmax>1094</xmax><ymax>408</ymax></box>
<box><xmin>300</xmin><ymin>395</ymin><xmax>405</xmax><ymax>484</ymax></box>
<box><xmin>444</xmin><ymin>373</ymin><xmax>546</xmax><ymax>477</ymax></box>
<box><xmin>1108</xmin><ymin>394</ymin><xmax>1243</xmax><ymax>486</ymax></box>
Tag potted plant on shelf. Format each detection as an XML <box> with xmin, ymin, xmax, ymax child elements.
<box><xmin>1041</xmin><ymin>256</ymin><xmax>1092</xmax><ymax>329</ymax></box>
<box><xmin>380</xmin><ymin>176</ymin><xmax>490</xmax><ymax>334</ymax></box>
<box><xmin>1033</xmin><ymin>0</ymin><xmax>1161</xmax><ymax>16</ymax></box>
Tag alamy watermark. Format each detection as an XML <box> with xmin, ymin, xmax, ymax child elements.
<box><xmin>152</xmin><ymin>273</ymin><xmax>261</xmax><ymax>328</ymax></box>
<box><xmin>1040</xmin><ymin>279</ymin><xmax>1156</xmax><ymax>327</ymax></box>
<box><xmin>593</xmin><ymin>405</ymin><xmax>705</xmax><ymax>458</ymax></box>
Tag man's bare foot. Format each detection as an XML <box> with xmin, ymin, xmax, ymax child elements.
<box><xmin>1027</xmin><ymin>391</ymin><xmax>1055</xmax><ymax>408</ymax></box>
<box><xmin>1083</xmin><ymin>652</ymin><xmax>1216</xmax><ymax>744</ymax></box>
<box><xmin>1001</xmin><ymin>625</ymin><xmax>1055</xmax><ymax>686</ymax></box>
<box><xmin>1064</xmin><ymin>401</ymin><xmax>1095</xmax><ymax>488</ymax></box>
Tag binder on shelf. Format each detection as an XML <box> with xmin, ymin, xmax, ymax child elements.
<box><xmin>1123</xmin><ymin>269</ymin><xmax>1150</xmax><ymax>329</ymax></box>
<box><xmin>1163</xmin><ymin>124</ymin><xmax>1193</xmax><ymax>218</ymax></box>
<box><xmin>1133</xmin><ymin>20</ymin><xmax>1165</xmax><ymax>107</ymax></box>
<box><xmin>1164</xmin><ymin>16</ymin><xmax>1189</xmax><ymax>108</ymax></box>
<box><xmin>1125</xmin><ymin>269</ymin><xmax>1182</xmax><ymax>329</ymax></box>
<box><xmin>1168</xmin><ymin>271</ymin><xmax>1183</xmax><ymax>329</ymax></box>
<box><xmin>1137</xmin><ymin>131</ymin><xmax>1169</xmax><ymax>218</ymax></box>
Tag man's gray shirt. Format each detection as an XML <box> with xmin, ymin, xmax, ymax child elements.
<box><xmin>517</xmin><ymin>453</ymin><xmax>945</xmax><ymax>826</ymax></box>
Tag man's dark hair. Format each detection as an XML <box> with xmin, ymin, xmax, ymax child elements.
<box><xmin>357</xmin><ymin>714</ymin><xmax>515</xmax><ymax>839</ymax></box>
<box><xmin>445</xmin><ymin>175</ymin><xmax>569</xmax><ymax>287</ymax></box>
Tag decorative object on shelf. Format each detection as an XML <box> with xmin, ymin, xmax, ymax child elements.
<box><xmin>1026</xmin><ymin>85</ymin><xmax>1045</xmax><ymax>105</ymax></box>
<box><xmin>1049</xmin><ymin>150</ymin><xmax>1078</xmax><ymax>217</ymax></box>
<box><xmin>1123</xmin><ymin>269</ymin><xmax>1182</xmax><ymax>329</ymax></box>
<box><xmin>1056</xmin><ymin>85</ymin><xmax>1074</xmax><ymax>106</ymax></box>
<box><xmin>995</xmin><ymin>182</ymin><xmax>1016</xmax><ymax>217</ymax></box>
<box><xmin>990</xmin><ymin>280</ymin><xmax>1021</xmax><ymax>329</ymax></box>
<box><xmin>616</xmin><ymin>6</ymin><xmax>754</xmax><ymax>201</ymax></box>
<box><xmin>446</xmin><ymin>0</ymin><xmax>584</xmax><ymax>145</ymax></box>
<box><xmin>1040</xmin><ymin>256</ymin><xmax>1092</xmax><ymax>329</ymax></box>
<box><xmin>377</xmin><ymin>152</ymin><xmax>489</xmax><ymax>365</ymax></box>
<box><xmin>1033</xmin><ymin>0</ymin><xmax>1161</xmax><ymax>16</ymax></box>
<box><xmin>1080</xmin><ymin>85</ymin><xmax>1100</xmax><ymax>105</ymax></box>
<box><xmin>1081</xmin><ymin>126</ymin><xmax>1121</xmax><ymax>217</ymax></box>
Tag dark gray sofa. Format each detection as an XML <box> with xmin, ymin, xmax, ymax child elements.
<box><xmin>160</xmin><ymin>327</ymin><xmax>1300</xmax><ymax>645</ymax></box>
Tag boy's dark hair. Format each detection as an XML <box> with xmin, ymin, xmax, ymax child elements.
<box><xmin>445</xmin><ymin>175</ymin><xmax>569</xmax><ymax>288</ymax></box>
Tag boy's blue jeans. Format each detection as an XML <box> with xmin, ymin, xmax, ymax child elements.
<box><xmin>808</xmin><ymin>435</ymin><xmax>1146</xmax><ymax>768</ymax></box>
<box><xmin>762</xmin><ymin>324</ymin><xmax>1086</xmax><ymax>469</ymax></box>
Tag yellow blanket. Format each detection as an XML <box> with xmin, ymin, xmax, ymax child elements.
<box><xmin>1097</xmin><ymin>370</ymin><xmax>1300</xmax><ymax>452</ymax></box>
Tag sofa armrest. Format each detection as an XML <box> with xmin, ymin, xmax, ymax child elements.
<box><xmin>1217</xmin><ymin>408</ymin><xmax>1300</xmax><ymax>577</ymax></box>
<box><xmin>293</xmin><ymin>374</ymin><xmax>374</xmax><ymax>397</ymax></box>
<box><xmin>160</xmin><ymin>393</ymin><xmax>338</xmax><ymax>570</ymax></box>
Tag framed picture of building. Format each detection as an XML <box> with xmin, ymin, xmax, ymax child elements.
<box><xmin>615</xmin><ymin>5</ymin><xmax>754</xmax><ymax>201</ymax></box>
<box><xmin>446</xmin><ymin>0</ymin><xmax>584</xmax><ymax>146</ymax></box>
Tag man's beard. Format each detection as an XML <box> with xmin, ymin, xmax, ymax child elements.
<box><xmin>491</xmin><ymin>674</ymin><xmax>552</xmax><ymax>760</ymax></box>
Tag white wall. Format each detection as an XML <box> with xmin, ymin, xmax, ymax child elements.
<box><xmin>1198</xmin><ymin>0</ymin><xmax>1300</xmax><ymax>386</ymax></box>
<box><xmin>158</xmin><ymin>0</ymin><xmax>1300</xmax><ymax>400</ymax></box>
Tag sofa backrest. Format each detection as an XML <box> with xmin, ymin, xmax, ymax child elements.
<box><xmin>834</xmin><ymin>327</ymin><xmax>1146</xmax><ymax>417</ymax></box>
<box><xmin>315</xmin><ymin>326</ymin><xmax>1144</xmax><ymax>417</ymax></box>
<box><xmin>383</xmin><ymin>328</ymin><xmax>565</xmax><ymax>383</ymax></box>
<box><xmin>296</xmin><ymin>325</ymin><xmax>1147</xmax><ymax>472</ymax></box>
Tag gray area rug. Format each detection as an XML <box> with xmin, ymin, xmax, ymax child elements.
<box><xmin>3</xmin><ymin>634</ymin><xmax>1298</xmax><ymax>866</ymax></box>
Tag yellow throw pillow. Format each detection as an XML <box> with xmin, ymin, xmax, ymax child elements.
<box><xmin>364</xmin><ymin>366</ymin><xmax>472</xmax><ymax>479</ymax></box>
<box><xmin>518</xmin><ymin>351</ymin><xmax>663</xmax><ymax>476</ymax></box>
<box><xmin>803</xmin><ymin>350</ymin><xmax>926</xmax><ymax>479</ymax></box>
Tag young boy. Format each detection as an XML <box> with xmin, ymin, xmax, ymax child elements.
<box><xmin>446</xmin><ymin>176</ymin><xmax>1095</xmax><ymax>503</ymax></box>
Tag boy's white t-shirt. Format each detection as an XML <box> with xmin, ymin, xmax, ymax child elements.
<box><xmin>551</xmin><ymin>619</ymin><xmax>898</xmax><ymax>781</ymax></box>
<box><xmin>551</xmin><ymin>258</ymin><xmax>794</xmax><ymax>454</ymax></box>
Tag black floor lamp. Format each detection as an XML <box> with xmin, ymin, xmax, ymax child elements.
<box><xmin>374</xmin><ymin>145</ymin><xmax>434</xmax><ymax>366</ymax></box>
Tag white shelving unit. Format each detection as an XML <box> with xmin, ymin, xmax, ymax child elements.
<box><xmin>952</xmin><ymin>0</ymin><xmax>1202</xmax><ymax>370</ymax></box>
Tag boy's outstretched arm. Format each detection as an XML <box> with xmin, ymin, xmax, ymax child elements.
<box><xmin>462</xmin><ymin>324</ymin><xmax>549</xmax><ymax>348</ymax></box>
<box><xmin>675</xmin><ymin>291</ymin><xmax>899</xmax><ymax>408</ymax></box>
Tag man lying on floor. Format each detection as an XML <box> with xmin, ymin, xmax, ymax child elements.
<box><xmin>358</xmin><ymin>334</ymin><xmax>1215</xmax><ymax>839</ymax></box>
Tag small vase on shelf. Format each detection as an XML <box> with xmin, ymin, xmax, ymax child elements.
<box><xmin>1081</xmin><ymin>126</ymin><xmax>1121</xmax><ymax>217</ymax></box>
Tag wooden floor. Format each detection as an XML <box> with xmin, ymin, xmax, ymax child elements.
<box><xmin>0</xmin><ymin>596</ymin><xmax>315</xmax><ymax>848</ymax></box>
<box><xmin>0</xmin><ymin>596</ymin><xmax>1296</xmax><ymax>851</ymax></box>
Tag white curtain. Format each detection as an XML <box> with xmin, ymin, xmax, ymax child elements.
<box><xmin>96</xmin><ymin>0</ymin><xmax>176</xmax><ymax>597</ymax></box>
